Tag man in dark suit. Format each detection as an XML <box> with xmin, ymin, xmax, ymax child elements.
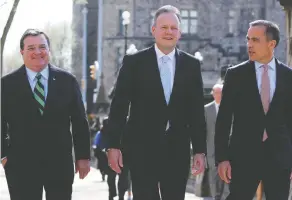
<box><xmin>106</xmin><ymin>5</ymin><xmax>207</xmax><ymax>200</ymax></box>
<box><xmin>1</xmin><ymin>29</ymin><xmax>91</xmax><ymax>200</ymax></box>
<box><xmin>215</xmin><ymin>20</ymin><xmax>292</xmax><ymax>200</ymax></box>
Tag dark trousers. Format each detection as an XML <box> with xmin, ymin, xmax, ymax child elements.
<box><xmin>5</xmin><ymin>160</ymin><xmax>73</xmax><ymax>200</ymax></box>
<box><xmin>94</xmin><ymin>147</ymin><xmax>108</xmax><ymax>174</ymax></box>
<box><xmin>129</xmin><ymin>131</ymin><xmax>190</xmax><ymax>200</ymax></box>
<box><xmin>227</xmin><ymin>139</ymin><xmax>291</xmax><ymax>200</ymax></box>
<box><xmin>107</xmin><ymin>166</ymin><xmax>130</xmax><ymax>198</ymax></box>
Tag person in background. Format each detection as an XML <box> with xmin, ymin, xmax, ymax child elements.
<box><xmin>93</xmin><ymin>117</ymin><xmax>108</xmax><ymax>181</ymax></box>
<box><xmin>196</xmin><ymin>83</ymin><xmax>229</xmax><ymax>200</ymax></box>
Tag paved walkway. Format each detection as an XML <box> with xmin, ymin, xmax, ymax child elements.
<box><xmin>0</xmin><ymin>166</ymin><xmax>204</xmax><ymax>200</ymax></box>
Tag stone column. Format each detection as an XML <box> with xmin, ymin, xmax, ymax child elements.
<box><xmin>285</xmin><ymin>7</ymin><xmax>292</xmax><ymax>67</ymax></box>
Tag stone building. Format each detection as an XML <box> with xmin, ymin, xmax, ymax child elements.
<box><xmin>72</xmin><ymin>0</ymin><xmax>287</xmax><ymax>113</ymax></box>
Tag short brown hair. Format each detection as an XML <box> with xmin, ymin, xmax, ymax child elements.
<box><xmin>20</xmin><ymin>29</ymin><xmax>50</xmax><ymax>50</ymax></box>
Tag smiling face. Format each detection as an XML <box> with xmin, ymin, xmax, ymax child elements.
<box><xmin>20</xmin><ymin>34</ymin><xmax>50</xmax><ymax>72</ymax></box>
<box><xmin>151</xmin><ymin>12</ymin><xmax>181</xmax><ymax>54</ymax></box>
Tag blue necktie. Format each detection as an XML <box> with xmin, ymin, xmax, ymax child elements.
<box><xmin>160</xmin><ymin>56</ymin><xmax>172</xmax><ymax>104</ymax></box>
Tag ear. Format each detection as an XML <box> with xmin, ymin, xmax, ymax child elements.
<box><xmin>20</xmin><ymin>50</ymin><xmax>24</xmax><ymax>55</ymax></box>
<box><xmin>269</xmin><ymin>40</ymin><xmax>276</xmax><ymax>49</ymax></box>
<box><xmin>151</xmin><ymin>25</ymin><xmax>156</xmax><ymax>37</ymax></box>
<box><xmin>177</xmin><ymin>29</ymin><xmax>182</xmax><ymax>40</ymax></box>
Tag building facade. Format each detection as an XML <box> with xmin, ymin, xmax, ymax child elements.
<box><xmin>72</xmin><ymin>0</ymin><xmax>287</xmax><ymax>112</ymax></box>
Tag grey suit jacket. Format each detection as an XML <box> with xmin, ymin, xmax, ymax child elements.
<box><xmin>205</xmin><ymin>101</ymin><xmax>217</xmax><ymax>168</ymax></box>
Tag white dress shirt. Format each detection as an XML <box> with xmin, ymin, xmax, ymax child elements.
<box><xmin>254</xmin><ymin>58</ymin><xmax>276</xmax><ymax>101</ymax></box>
<box><xmin>155</xmin><ymin>44</ymin><xmax>176</xmax><ymax>131</ymax></box>
<box><xmin>26</xmin><ymin>66</ymin><xmax>49</xmax><ymax>99</ymax></box>
<box><xmin>215</xmin><ymin>102</ymin><xmax>220</xmax><ymax>115</ymax></box>
<box><xmin>154</xmin><ymin>43</ymin><xmax>176</xmax><ymax>92</ymax></box>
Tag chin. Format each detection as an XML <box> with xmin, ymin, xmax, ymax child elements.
<box><xmin>248</xmin><ymin>56</ymin><xmax>255</xmax><ymax>61</ymax></box>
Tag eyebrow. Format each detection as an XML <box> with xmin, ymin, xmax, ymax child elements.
<box><xmin>26</xmin><ymin>44</ymin><xmax>46</xmax><ymax>48</ymax></box>
<box><xmin>246</xmin><ymin>36</ymin><xmax>260</xmax><ymax>40</ymax></box>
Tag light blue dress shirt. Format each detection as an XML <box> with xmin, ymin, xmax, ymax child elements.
<box><xmin>26</xmin><ymin>66</ymin><xmax>49</xmax><ymax>99</ymax></box>
<box><xmin>254</xmin><ymin>58</ymin><xmax>276</xmax><ymax>101</ymax></box>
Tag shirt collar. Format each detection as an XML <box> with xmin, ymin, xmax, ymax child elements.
<box><xmin>254</xmin><ymin>58</ymin><xmax>276</xmax><ymax>71</ymax></box>
<box><xmin>154</xmin><ymin>43</ymin><xmax>176</xmax><ymax>61</ymax></box>
<box><xmin>26</xmin><ymin>65</ymin><xmax>49</xmax><ymax>82</ymax></box>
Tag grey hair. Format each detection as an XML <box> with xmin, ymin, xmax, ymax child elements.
<box><xmin>152</xmin><ymin>5</ymin><xmax>181</xmax><ymax>27</ymax></box>
<box><xmin>211</xmin><ymin>83</ymin><xmax>223</xmax><ymax>94</ymax></box>
<box><xmin>249</xmin><ymin>20</ymin><xmax>280</xmax><ymax>47</ymax></box>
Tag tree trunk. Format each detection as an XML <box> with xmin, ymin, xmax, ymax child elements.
<box><xmin>0</xmin><ymin>0</ymin><xmax>21</xmax><ymax>75</ymax></box>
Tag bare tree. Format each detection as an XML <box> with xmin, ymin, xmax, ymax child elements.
<box><xmin>0</xmin><ymin>0</ymin><xmax>20</xmax><ymax>75</ymax></box>
<box><xmin>44</xmin><ymin>21</ymin><xmax>75</xmax><ymax>72</ymax></box>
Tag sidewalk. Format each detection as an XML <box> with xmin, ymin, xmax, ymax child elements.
<box><xmin>0</xmin><ymin>166</ymin><xmax>203</xmax><ymax>200</ymax></box>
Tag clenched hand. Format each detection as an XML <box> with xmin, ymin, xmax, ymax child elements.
<box><xmin>218</xmin><ymin>161</ymin><xmax>232</xmax><ymax>184</ymax></box>
<box><xmin>192</xmin><ymin>154</ymin><xmax>205</xmax><ymax>175</ymax></box>
<box><xmin>107</xmin><ymin>149</ymin><xmax>123</xmax><ymax>174</ymax></box>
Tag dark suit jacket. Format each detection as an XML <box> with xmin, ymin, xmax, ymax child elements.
<box><xmin>1</xmin><ymin>64</ymin><xmax>90</xmax><ymax>178</ymax></box>
<box><xmin>215</xmin><ymin>59</ymin><xmax>292</xmax><ymax>169</ymax></box>
<box><xmin>106</xmin><ymin>45</ymin><xmax>206</xmax><ymax>165</ymax></box>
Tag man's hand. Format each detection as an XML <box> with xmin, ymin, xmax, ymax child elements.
<box><xmin>192</xmin><ymin>153</ymin><xmax>205</xmax><ymax>175</ymax></box>
<box><xmin>290</xmin><ymin>171</ymin><xmax>292</xmax><ymax>180</ymax></box>
<box><xmin>218</xmin><ymin>161</ymin><xmax>232</xmax><ymax>184</ymax></box>
<box><xmin>1</xmin><ymin>157</ymin><xmax>7</xmax><ymax>168</ymax></box>
<box><xmin>75</xmin><ymin>159</ymin><xmax>90</xmax><ymax>179</ymax></box>
<box><xmin>107</xmin><ymin>148</ymin><xmax>123</xmax><ymax>174</ymax></box>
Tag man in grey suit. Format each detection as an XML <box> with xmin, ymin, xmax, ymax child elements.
<box><xmin>196</xmin><ymin>83</ymin><xmax>229</xmax><ymax>200</ymax></box>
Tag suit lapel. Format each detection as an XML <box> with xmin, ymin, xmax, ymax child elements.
<box><xmin>209</xmin><ymin>102</ymin><xmax>217</xmax><ymax>123</ymax></box>
<box><xmin>43</xmin><ymin>64</ymin><xmax>58</xmax><ymax>115</ymax></box>
<box><xmin>168</xmin><ymin>48</ymin><xmax>182</xmax><ymax>106</ymax></box>
<box><xmin>247</xmin><ymin>61</ymin><xmax>266</xmax><ymax>115</ymax></box>
<box><xmin>267</xmin><ymin>59</ymin><xmax>285</xmax><ymax>115</ymax></box>
<box><xmin>17</xmin><ymin>65</ymin><xmax>41</xmax><ymax>116</ymax></box>
<box><xmin>148</xmin><ymin>46</ymin><xmax>167</xmax><ymax>106</ymax></box>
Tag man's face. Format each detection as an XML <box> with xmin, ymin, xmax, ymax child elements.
<box><xmin>212</xmin><ymin>87</ymin><xmax>222</xmax><ymax>104</ymax></box>
<box><xmin>246</xmin><ymin>26</ymin><xmax>276</xmax><ymax>63</ymax></box>
<box><xmin>151</xmin><ymin>12</ymin><xmax>181</xmax><ymax>51</ymax></box>
<box><xmin>20</xmin><ymin>34</ymin><xmax>50</xmax><ymax>72</ymax></box>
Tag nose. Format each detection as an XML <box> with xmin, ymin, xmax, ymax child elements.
<box><xmin>247</xmin><ymin>40</ymin><xmax>252</xmax><ymax>48</ymax></box>
<box><xmin>165</xmin><ymin>27</ymin><xmax>172</xmax><ymax>34</ymax></box>
<box><xmin>34</xmin><ymin>48</ymin><xmax>42</xmax><ymax>54</ymax></box>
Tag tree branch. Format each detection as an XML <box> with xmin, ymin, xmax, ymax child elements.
<box><xmin>0</xmin><ymin>0</ymin><xmax>20</xmax><ymax>52</ymax></box>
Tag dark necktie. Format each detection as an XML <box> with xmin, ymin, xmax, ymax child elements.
<box><xmin>34</xmin><ymin>73</ymin><xmax>45</xmax><ymax>115</ymax></box>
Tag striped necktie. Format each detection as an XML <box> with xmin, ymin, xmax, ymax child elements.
<box><xmin>34</xmin><ymin>73</ymin><xmax>45</xmax><ymax>115</ymax></box>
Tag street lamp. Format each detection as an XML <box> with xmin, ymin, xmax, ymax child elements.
<box><xmin>122</xmin><ymin>10</ymin><xmax>130</xmax><ymax>55</ymax></box>
<box><xmin>194</xmin><ymin>51</ymin><xmax>204</xmax><ymax>63</ymax></box>
<box><xmin>126</xmin><ymin>44</ymin><xmax>138</xmax><ymax>55</ymax></box>
<box><xmin>81</xmin><ymin>6</ymin><xmax>88</xmax><ymax>105</ymax></box>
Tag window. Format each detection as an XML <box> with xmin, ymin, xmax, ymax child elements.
<box><xmin>228</xmin><ymin>10</ymin><xmax>236</xmax><ymax>34</ymax></box>
<box><xmin>181</xmin><ymin>9</ymin><xmax>198</xmax><ymax>34</ymax></box>
<box><xmin>239</xmin><ymin>8</ymin><xmax>255</xmax><ymax>34</ymax></box>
